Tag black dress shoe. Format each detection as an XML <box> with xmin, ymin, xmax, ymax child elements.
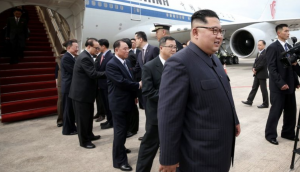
<box><xmin>241</xmin><ymin>100</ymin><xmax>252</xmax><ymax>106</ymax></box>
<box><xmin>126</xmin><ymin>132</ymin><xmax>137</xmax><ymax>138</ymax></box>
<box><xmin>91</xmin><ymin>135</ymin><xmax>101</xmax><ymax>141</ymax></box>
<box><xmin>125</xmin><ymin>149</ymin><xmax>131</xmax><ymax>154</ymax></box>
<box><xmin>266</xmin><ymin>138</ymin><xmax>278</xmax><ymax>145</ymax></box>
<box><xmin>101</xmin><ymin>123</ymin><xmax>113</xmax><ymax>129</ymax></box>
<box><xmin>119</xmin><ymin>164</ymin><xmax>132</xmax><ymax>171</ymax></box>
<box><xmin>63</xmin><ymin>131</ymin><xmax>78</xmax><ymax>135</ymax></box>
<box><xmin>57</xmin><ymin>123</ymin><xmax>63</xmax><ymax>127</ymax></box>
<box><xmin>281</xmin><ymin>136</ymin><xmax>300</xmax><ymax>141</ymax></box>
<box><xmin>95</xmin><ymin>116</ymin><xmax>105</xmax><ymax>122</ymax></box>
<box><xmin>138</xmin><ymin>136</ymin><xmax>143</xmax><ymax>141</ymax></box>
<box><xmin>257</xmin><ymin>104</ymin><xmax>269</xmax><ymax>108</ymax></box>
<box><xmin>100</xmin><ymin>121</ymin><xmax>109</xmax><ymax>126</ymax></box>
<box><xmin>81</xmin><ymin>143</ymin><xmax>96</xmax><ymax>149</ymax></box>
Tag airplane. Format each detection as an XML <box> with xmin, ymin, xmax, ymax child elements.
<box><xmin>1</xmin><ymin>0</ymin><xmax>299</xmax><ymax>60</ymax></box>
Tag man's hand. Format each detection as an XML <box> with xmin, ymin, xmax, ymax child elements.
<box><xmin>235</xmin><ymin>124</ymin><xmax>241</xmax><ymax>137</ymax></box>
<box><xmin>6</xmin><ymin>37</ymin><xmax>9</xmax><ymax>40</ymax></box>
<box><xmin>55</xmin><ymin>79</ymin><xmax>58</xmax><ymax>88</ymax></box>
<box><xmin>139</xmin><ymin>81</ymin><xmax>142</xmax><ymax>89</ymax></box>
<box><xmin>281</xmin><ymin>84</ymin><xmax>289</xmax><ymax>90</ymax></box>
<box><xmin>135</xmin><ymin>98</ymin><xmax>138</xmax><ymax>104</ymax></box>
<box><xmin>292</xmin><ymin>62</ymin><xmax>298</xmax><ymax>66</ymax></box>
<box><xmin>252</xmin><ymin>68</ymin><xmax>256</xmax><ymax>75</ymax></box>
<box><xmin>159</xmin><ymin>163</ymin><xmax>179</xmax><ymax>172</ymax></box>
<box><xmin>297</xmin><ymin>85</ymin><xmax>300</xmax><ymax>89</ymax></box>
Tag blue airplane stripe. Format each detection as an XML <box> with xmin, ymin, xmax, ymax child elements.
<box><xmin>86</xmin><ymin>0</ymin><xmax>233</xmax><ymax>23</ymax></box>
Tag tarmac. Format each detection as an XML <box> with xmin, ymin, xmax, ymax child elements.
<box><xmin>1</xmin><ymin>58</ymin><xmax>300</xmax><ymax>172</ymax></box>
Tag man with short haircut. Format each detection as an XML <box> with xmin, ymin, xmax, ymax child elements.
<box><xmin>69</xmin><ymin>38</ymin><xmax>106</xmax><ymax>149</ymax></box>
<box><xmin>106</xmin><ymin>40</ymin><xmax>141</xmax><ymax>171</ymax></box>
<box><xmin>157</xmin><ymin>10</ymin><xmax>240</xmax><ymax>172</ymax></box>
<box><xmin>265</xmin><ymin>24</ymin><xmax>300</xmax><ymax>145</ymax></box>
<box><xmin>6</xmin><ymin>8</ymin><xmax>29</xmax><ymax>64</ymax></box>
<box><xmin>134</xmin><ymin>31</ymin><xmax>159</xmax><ymax>141</ymax></box>
<box><xmin>242</xmin><ymin>40</ymin><xmax>269</xmax><ymax>108</ymax></box>
<box><xmin>95</xmin><ymin>39</ymin><xmax>114</xmax><ymax>129</ymax></box>
<box><xmin>136</xmin><ymin>36</ymin><xmax>176</xmax><ymax>172</ymax></box>
<box><xmin>61</xmin><ymin>39</ymin><xmax>78</xmax><ymax>135</ymax></box>
<box><xmin>152</xmin><ymin>23</ymin><xmax>183</xmax><ymax>52</ymax></box>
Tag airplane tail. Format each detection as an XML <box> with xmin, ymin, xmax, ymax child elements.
<box><xmin>258</xmin><ymin>0</ymin><xmax>277</xmax><ymax>20</ymax></box>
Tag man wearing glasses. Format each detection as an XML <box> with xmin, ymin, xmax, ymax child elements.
<box><xmin>152</xmin><ymin>23</ymin><xmax>183</xmax><ymax>52</ymax></box>
<box><xmin>157</xmin><ymin>10</ymin><xmax>240</xmax><ymax>172</ymax></box>
<box><xmin>69</xmin><ymin>38</ymin><xmax>106</xmax><ymax>149</ymax></box>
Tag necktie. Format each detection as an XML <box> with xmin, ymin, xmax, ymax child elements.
<box><xmin>142</xmin><ymin>49</ymin><xmax>145</xmax><ymax>64</ymax></box>
<box><xmin>284</xmin><ymin>43</ymin><xmax>290</xmax><ymax>58</ymax></box>
<box><xmin>124</xmin><ymin>61</ymin><xmax>132</xmax><ymax>78</ymax></box>
<box><xmin>100</xmin><ymin>55</ymin><xmax>104</xmax><ymax>65</ymax></box>
<box><xmin>16</xmin><ymin>18</ymin><xmax>19</xmax><ymax>24</ymax></box>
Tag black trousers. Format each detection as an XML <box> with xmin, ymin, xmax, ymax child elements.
<box><xmin>127</xmin><ymin>104</ymin><xmax>139</xmax><ymax>134</ymax></box>
<box><xmin>247</xmin><ymin>77</ymin><xmax>269</xmax><ymax>106</ymax></box>
<box><xmin>9</xmin><ymin>35</ymin><xmax>25</xmax><ymax>64</ymax></box>
<box><xmin>111</xmin><ymin>110</ymin><xmax>131</xmax><ymax>168</ymax></box>
<box><xmin>100</xmin><ymin>88</ymin><xmax>113</xmax><ymax>125</ymax></box>
<box><xmin>136</xmin><ymin>123</ymin><xmax>159</xmax><ymax>172</ymax></box>
<box><xmin>62</xmin><ymin>93</ymin><xmax>77</xmax><ymax>135</ymax></box>
<box><xmin>56</xmin><ymin>86</ymin><xmax>63</xmax><ymax>125</ymax></box>
<box><xmin>72</xmin><ymin>99</ymin><xmax>95</xmax><ymax>146</ymax></box>
<box><xmin>95</xmin><ymin>88</ymin><xmax>106</xmax><ymax>118</ymax></box>
<box><xmin>137</xmin><ymin>89</ymin><xmax>144</xmax><ymax>109</ymax></box>
<box><xmin>265</xmin><ymin>92</ymin><xmax>297</xmax><ymax>140</ymax></box>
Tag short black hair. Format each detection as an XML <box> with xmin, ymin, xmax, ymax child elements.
<box><xmin>98</xmin><ymin>39</ymin><xmax>109</xmax><ymax>48</ymax></box>
<box><xmin>13</xmin><ymin>8</ymin><xmax>22</xmax><ymax>13</ymax></box>
<box><xmin>63</xmin><ymin>39</ymin><xmax>77</xmax><ymax>48</ymax></box>
<box><xmin>121</xmin><ymin>38</ymin><xmax>132</xmax><ymax>49</ymax></box>
<box><xmin>258</xmin><ymin>40</ymin><xmax>266</xmax><ymax>45</ymax></box>
<box><xmin>130</xmin><ymin>38</ymin><xmax>136</xmax><ymax>41</ymax></box>
<box><xmin>113</xmin><ymin>40</ymin><xmax>126</xmax><ymax>51</ymax></box>
<box><xmin>182</xmin><ymin>43</ymin><xmax>187</xmax><ymax>46</ymax></box>
<box><xmin>275</xmin><ymin>24</ymin><xmax>288</xmax><ymax>33</ymax></box>
<box><xmin>159</xmin><ymin>36</ymin><xmax>175</xmax><ymax>47</ymax></box>
<box><xmin>85</xmin><ymin>38</ymin><xmax>98</xmax><ymax>47</ymax></box>
<box><xmin>191</xmin><ymin>9</ymin><xmax>219</xmax><ymax>27</ymax></box>
<box><xmin>135</xmin><ymin>31</ymin><xmax>147</xmax><ymax>42</ymax></box>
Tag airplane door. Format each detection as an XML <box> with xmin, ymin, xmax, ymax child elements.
<box><xmin>130</xmin><ymin>0</ymin><xmax>141</xmax><ymax>21</ymax></box>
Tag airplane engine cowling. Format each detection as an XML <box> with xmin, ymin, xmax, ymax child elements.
<box><xmin>229</xmin><ymin>23</ymin><xmax>276</xmax><ymax>58</ymax></box>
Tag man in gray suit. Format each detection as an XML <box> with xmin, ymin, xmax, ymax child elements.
<box><xmin>158</xmin><ymin>10</ymin><xmax>241</xmax><ymax>172</ymax></box>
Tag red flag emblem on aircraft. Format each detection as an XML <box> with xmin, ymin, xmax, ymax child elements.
<box><xmin>270</xmin><ymin>0</ymin><xmax>276</xmax><ymax>19</ymax></box>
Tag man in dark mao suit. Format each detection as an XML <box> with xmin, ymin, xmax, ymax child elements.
<box><xmin>158</xmin><ymin>10</ymin><xmax>241</xmax><ymax>172</ymax></box>
<box><xmin>61</xmin><ymin>39</ymin><xmax>78</xmax><ymax>135</ymax></box>
<box><xmin>242</xmin><ymin>40</ymin><xmax>269</xmax><ymax>108</ymax></box>
<box><xmin>106</xmin><ymin>40</ymin><xmax>141</xmax><ymax>171</ymax></box>
<box><xmin>69</xmin><ymin>38</ymin><xmax>106</xmax><ymax>149</ymax></box>
<box><xmin>265</xmin><ymin>24</ymin><xmax>300</xmax><ymax>145</ymax></box>
<box><xmin>136</xmin><ymin>36</ymin><xmax>176</xmax><ymax>172</ymax></box>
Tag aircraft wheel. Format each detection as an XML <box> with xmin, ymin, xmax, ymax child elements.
<box><xmin>233</xmin><ymin>56</ymin><xmax>239</xmax><ymax>64</ymax></box>
<box><xmin>219</xmin><ymin>56</ymin><xmax>226</xmax><ymax>65</ymax></box>
<box><xmin>226</xmin><ymin>56</ymin><xmax>233</xmax><ymax>65</ymax></box>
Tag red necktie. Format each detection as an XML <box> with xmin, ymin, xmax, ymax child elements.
<box><xmin>100</xmin><ymin>55</ymin><xmax>104</xmax><ymax>65</ymax></box>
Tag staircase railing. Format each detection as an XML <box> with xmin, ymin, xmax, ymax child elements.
<box><xmin>36</xmin><ymin>6</ymin><xmax>72</xmax><ymax>56</ymax></box>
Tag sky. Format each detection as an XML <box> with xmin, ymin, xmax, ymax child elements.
<box><xmin>189</xmin><ymin>0</ymin><xmax>300</xmax><ymax>39</ymax></box>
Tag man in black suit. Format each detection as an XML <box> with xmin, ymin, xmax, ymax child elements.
<box><xmin>106</xmin><ymin>40</ymin><xmax>142</xmax><ymax>171</ymax></box>
<box><xmin>152</xmin><ymin>23</ymin><xmax>183</xmax><ymax>52</ymax></box>
<box><xmin>157</xmin><ymin>10</ymin><xmax>240</xmax><ymax>172</ymax></box>
<box><xmin>136</xmin><ymin>36</ymin><xmax>176</xmax><ymax>172</ymax></box>
<box><xmin>61</xmin><ymin>39</ymin><xmax>78</xmax><ymax>135</ymax></box>
<box><xmin>5</xmin><ymin>8</ymin><xmax>29</xmax><ymax>64</ymax></box>
<box><xmin>265</xmin><ymin>24</ymin><xmax>300</xmax><ymax>145</ymax></box>
<box><xmin>95</xmin><ymin>39</ymin><xmax>114</xmax><ymax>129</ymax></box>
<box><xmin>133</xmin><ymin>31</ymin><xmax>159</xmax><ymax>141</ymax></box>
<box><xmin>242</xmin><ymin>40</ymin><xmax>269</xmax><ymax>108</ymax></box>
<box><xmin>69</xmin><ymin>38</ymin><xmax>106</xmax><ymax>149</ymax></box>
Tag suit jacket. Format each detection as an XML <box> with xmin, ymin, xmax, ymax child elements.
<box><xmin>133</xmin><ymin>44</ymin><xmax>159</xmax><ymax>80</ymax></box>
<box><xmin>253</xmin><ymin>49</ymin><xmax>268</xmax><ymax>79</ymax></box>
<box><xmin>127</xmin><ymin>49</ymin><xmax>141</xmax><ymax>67</ymax></box>
<box><xmin>158</xmin><ymin>42</ymin><xmax>239</xmax><ymax>171</ymax></box>
<box><xmin>106</xmin><ymin>56</ymin><xmax>139</xmax><ymax>112</ymax></box>
<box><xmin>266</xmin><ymin>40</ymin><xmax>299</xmax><ymax>94</ymax></box>
<box><xmin>95</xmin><ymin>50</ymin><xmax>113</xmax><ymax>89</ymax></box>
<box><xmin>175</xmin><ymin>39</ymin><xmax>183</xmax><ymax>52</ymax></box>
<box><xmin>142</xmin><ymin>56</ymin><xmax>162</xmax><ymax>125</ymax></box>
<box><xmin>6</xmin><ymin>17</ymin><xmax>28</xmax><ymax>40</ymax></box>
<box><xmin>69</xmin><ymin>50</ymin><xmax>106</xmax><ymax>103</ymax></box>
<box><xmin>61</xmin><ymin>52</ymin><xmax>75</xmax><ymax>93</ymax></box>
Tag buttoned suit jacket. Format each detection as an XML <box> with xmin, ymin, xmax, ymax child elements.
<box><xmin>6</xmin><ymin>17</ymin><xmax>28</xmax><ymax>40</ymax></box>
<box><xmin>133</xmin><ymin>44</ymin><xmax>159</xmax><ymax>80</ymax></box>
<box><xmin>253</xmin><ymin>49</ymin><xmax>268</xmax><ymax>79</ymax></box>
<box><xmin>158</xmin><ymin>42</ymin><xmax>239</xmax><ymax>172</ymax></box>
<box><xmin>142</xmin><ymin>56</ymin><xmax>162</xmax><ymax>125</ymax></box>
<box><xmin>69</xmin><ymin>50</ymin><xmax>106</xmax><ymax>103</ymax></box>
<box><xmin>61</xmin><ymin>52</ymin><xmax>75</xmax><ymax>94</ymax></box>
<box><xmin>267</xmin><ymin>40</ymin><xmax>299</xmax><ymax>94</ymax></box>
<box><xmin>95</xmin><ymin>50</ymin><xmax>113</xmax><ymax>89</ymax></box>
<box><xmin>106</xmin><ymin>56</ymin><xmax>139</xmax><ymax>112</ymax></box>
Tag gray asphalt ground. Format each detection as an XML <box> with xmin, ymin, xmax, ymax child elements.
<box><xmin>1</xmin><ymin>58</ymin><xmax>300</xmax><ymax>172</ymax></box>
